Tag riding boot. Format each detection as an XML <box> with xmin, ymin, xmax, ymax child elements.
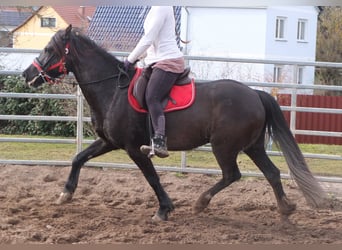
<box><xmin>140</xmin><ymin>134</ymin><xmax>169</xmax><ymax>158</ymax></box>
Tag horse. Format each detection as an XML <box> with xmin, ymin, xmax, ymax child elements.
<box><xmin>22</xmin><ymin>25</ymin><xmax>326</xmax><ymax>221</ymax></box>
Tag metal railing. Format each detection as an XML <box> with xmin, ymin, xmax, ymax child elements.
<box><xmin>1</xmin><ymin>49</ymin><xmax>341</xmax><ymax>183</ymax></box>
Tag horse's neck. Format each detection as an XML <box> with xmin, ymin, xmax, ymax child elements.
<box><xmin>75</xmin><ymin>71</ymin><xmax>133</xmax><ymax>120</ymax></box>
<box><xmin>80</xmin><ymin>84</ymin><xmax>116</xmax><ymax>107</ymax></box>
<box><xmin>70</xmin><ymin>53</ymin><xmax>132</xmax><ymax>117</ymax></box>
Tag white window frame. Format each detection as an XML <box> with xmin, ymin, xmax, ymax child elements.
<box><xmin>275</xmin><ymin>16</ymin><xmax>287</xmax><ymax>40</ymax></box>
<box><xmin>297</xmin><ymin>19</ymin><xmax>308</xmax><ymax>42</ymax></box>
<box><xmin>296</xmin><ymin>66</ymin><xmax>304</xmax><ymax>84</ymax></box>
<box><xmin>41</xmin><ymin>17</ymin><xmax>56</xmax><ymax>28</ymax></box>
<box><xmin>273</xmin><ymin>65</ymin><xmax>283</xmax><ymax>83</ymax></box>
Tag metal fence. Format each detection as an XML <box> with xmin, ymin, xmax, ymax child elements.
<box><xmin>0</xmin><ymin>48</ymin><xmax>341</xmax><ymax>183</ymax></box>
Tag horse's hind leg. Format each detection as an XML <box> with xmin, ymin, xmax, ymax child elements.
<box><xmin>244</xmin><ymin>144</ymin><xmax>296</xmax><ymax>216</ymax></box>
<box><xmin>57</xmin><ymin>138</ymin><xmax>114</xmax><ymax>204</ymax></box>
<box><xmin>193</xmin><ymin>148</ymin><xmax>241</xmax><ymax>214</ymax></box>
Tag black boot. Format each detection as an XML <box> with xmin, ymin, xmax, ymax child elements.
<box><xmin>140</xmin><ymin>134</ymin><xmax>169</xmax><ymax>158</ymax></box>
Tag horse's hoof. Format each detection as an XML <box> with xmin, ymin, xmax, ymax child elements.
<box><xmin>279</xmin><ymin>203</ymin><xmax>296</xmax><ymax>215</ymax></box>
<box><xmin>152</xmin><ymin>210</ymin><xmax>169</xmax><ymax>221</ymax></box>
<box><xmin>193</xmin><ymin>193</ymin><xmax>211</xmax><ymax>214</ymax></box>
<box><xmin>193</xmin><ymin>203</ymin><xmax>205</xmax><ymax>214</ymax></box>
<box><xmin>278</xmin><ymin>197</ymin><xmax>296</xmax><ymax>215</ymax></box>
<box><xmin>56</xmin><ymin>192</ymin><xmax>73</xmax><ymax>205</ymax></box>
<box><xmin>152</xmin><ymin>213</ymin><xmax>164</xmax><ymax>221</ymax></box>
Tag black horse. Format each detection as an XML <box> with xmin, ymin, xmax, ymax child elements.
<box><xmin>22</xmin><ymin>25</ymin><xmax>326</xmax><ymax>221</ymax></box>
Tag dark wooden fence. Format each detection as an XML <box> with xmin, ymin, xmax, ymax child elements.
<box><xmin>277</xmin><ymin>94</ymin><xmax>342</xmax><ymax>145</ymax></box>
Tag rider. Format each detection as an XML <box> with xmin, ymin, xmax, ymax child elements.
<box><xmin>124</xmin><ymin>6</ymin><xmax>185</xmax><ymax>158</ymax></box>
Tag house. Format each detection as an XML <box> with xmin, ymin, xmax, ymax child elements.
<box><xmin>88</xmin><ymin>6</ymin><xmax>320</xmax><ymax>90</ymax></box>
<box><xmin>182</xmin><ymin>6</ymin><xmax>320</xmax><ymax>89</ymax></box>
<box><xmin>11</xmin><ymin>6</ymin><xmax>95</xmax><ymax>49</ymax></box>
<box><xmin>0</xmin><ymin>6</ymin><xmax>95</xmax><ymax>71</ymax></box>
<box><xmin>0</xmin><ymin>7</ymin><xmax>33</xmax><ymax>47</ymax></box>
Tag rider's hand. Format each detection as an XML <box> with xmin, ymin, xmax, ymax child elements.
<box><xmin>124</xmin><ymin>59</ymin><xmax>133</xmax><ymax>72</ymax></box>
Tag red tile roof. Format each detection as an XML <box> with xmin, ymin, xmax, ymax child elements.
<box><xmin>53</xmin><ymin>6</ymin><xmax>96</xmax><ymax>29</ymax></box>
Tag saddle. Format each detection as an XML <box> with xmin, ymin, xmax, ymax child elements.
<box><xmin>128</xmin><ymin>67</ymin><xmax>195</xmax><ymax>113</ymax></box>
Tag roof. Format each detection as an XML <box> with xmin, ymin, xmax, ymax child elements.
<box><xmin>53</xmin><ymin>6</ymin><xmax>96</xmax><ymax>29</ymax></box>
<box><xmin>11</xmin><ymin>6</ymin><xmax>96</xmax><ymax>33</ymax></box>
<box><xmin>0</xmin><ymin>8</ymin><xmax>32</xmax><ymax>28</ymax></box>
<box><xmin>87</xmin><ymin>6</ymin><xmax>182</xmax><ymax>51</ymax></box>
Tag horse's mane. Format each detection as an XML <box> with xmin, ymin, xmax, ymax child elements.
<box><xmin>51</xmin><ymin>27</ymin><xmax>121</xmax><ymax>65</ymax></box>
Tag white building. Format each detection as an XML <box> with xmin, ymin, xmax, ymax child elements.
<box><xmin>180</xmin><ymin>6</ymin><xmax>320</xmax><ymax>90</ymax></box>
<box><xmin>1</xmin><ymin>6</ymin><xmax>320</xmax><ymax>91</ymax></box>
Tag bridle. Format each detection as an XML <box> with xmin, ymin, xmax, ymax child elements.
<box><xmin>32</xmin><ymin>43</ymin><xmax>70</xmax><ymax>84</ymax></box>
<box><xmin>31</xmin><ymin>41</ymin><xmax>131</xmax><ymax>88</ymax></box>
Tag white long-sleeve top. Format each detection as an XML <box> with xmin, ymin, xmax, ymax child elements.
<box><xmin>127</xmin><ymin>6</ymin><xmax>183</xmax><ymax>66</ymax></box>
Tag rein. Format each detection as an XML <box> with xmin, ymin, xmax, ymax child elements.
<box><xmin>75</xmin><ymin>65</ymin><xmax>131</xmax><ymax>89</ymax></box>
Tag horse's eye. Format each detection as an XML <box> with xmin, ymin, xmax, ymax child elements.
<box><xmin>44</xmin><ymin>47</ymin><xmax>51</xmax><ymax>53</ymax></box>
<box><xmin>44</xmin><ymin>47</ymin><xmax>53</xmax><ymax>53</ymax></box>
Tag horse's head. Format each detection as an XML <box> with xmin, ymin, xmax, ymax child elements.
<box><xmin>22</xmin><ymin>25</ymin><xmax>73</xmax><ymax>87</ymax></box>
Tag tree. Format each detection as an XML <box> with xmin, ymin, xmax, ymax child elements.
<box><xmin>316</xmin><ymin>7</ymin><xmax>342</xmax><ymax>96</ymax></box>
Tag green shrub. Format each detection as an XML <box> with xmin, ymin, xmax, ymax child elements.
<box><xmin>0</xmin><ymin>75</ymin><xmax>92</xmax><ymax>137</ymax></box>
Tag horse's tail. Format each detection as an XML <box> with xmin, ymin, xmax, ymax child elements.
<box><xmin>256</xmin><ymin>90</ymin><xmax>327</xmax><ymax>208</ymax></box>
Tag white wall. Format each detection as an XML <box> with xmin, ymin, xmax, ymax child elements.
<box><xmin>181</xmin><ymin>6</ymin><xmax>318</xmax><ymax>89</ymax></box>
<box><xmin>264</xmin><ymin>6</ymin><xmax>318</xmax><ymax>87</ymax></box>
<box><xmin>182</xmin><ymin>7</ymin><xmax>268</xmax><ymax>81</ymax></box>
<box><xmin>265</xmin><ymin>6</ymin><xmax>318</xmax><ymax>61</ymax></box>
<box><xmin>183</xmin><ymin>7</ymin><xmax>267</xmax><ymax>58</ymax></box>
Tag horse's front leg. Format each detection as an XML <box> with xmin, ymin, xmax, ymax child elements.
<box><xmin>57</xmin><ymin>138</ymin><xmax>114</xmax><ymax>204</ymax></box>
<box><xmin>127</xmin><ymin>149</ymin><xmax>174</xmax><ymax>221</ymax></box>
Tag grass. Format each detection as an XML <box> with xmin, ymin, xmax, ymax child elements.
<box><xmin>0</xmin><ymin>134</ymin><xmax>341</xmax><ymax>177</ymax></box>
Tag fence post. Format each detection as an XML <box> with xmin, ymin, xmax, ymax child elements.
<box><xmin>76</xmin><ymin>86</ymin><xmax>84</xmax><ymax>154</ymax></box>
<box><xmin>180</xmin><ymin>151</ymin><xmax>187</xmax><ymax>171</ymax></box>
<box><xmin>290</xmin><ymin>87</ymin><xmax>297</xmax><ymax>134</ymax></box>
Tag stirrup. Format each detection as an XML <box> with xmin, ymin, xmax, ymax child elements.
<box><xmin>140</xmin><ymin>139</ymin><xmax>155</xmax><ymax>158</ymax></box>
<box><xmin>140</xmin><ymin>136</ymin><xmax>169</xmax><ymax>158</ymax></box>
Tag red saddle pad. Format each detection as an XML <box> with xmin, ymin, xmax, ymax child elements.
<box><xmin>128</xmin><ymin>68</ymin><xmax>195</xmax><ymax>113</ymax></box>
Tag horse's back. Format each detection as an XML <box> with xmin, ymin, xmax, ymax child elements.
<box><xmin>166</xmin><ymin>79</ymin><xmax>266</xmax><ymax>150</ymax></box>
<box><xmin>193</xmin><ymin>79</ymin><xmax>265</xmax><ymax>119</ymax></box>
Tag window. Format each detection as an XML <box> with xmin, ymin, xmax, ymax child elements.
<box><xmin>0</xmin><ymin>31</ymin><xmax>12</xmax><ymax>47</ymax></box>
<box><xmin>297</xmin><ymin>19</ymin><xmax>308</xmax><ymax>41</ymax></box>
<box><xmin>275</xmin><ymin>17</ymin><xmax>286</xmax><ymax>40</ymax></box>
<box><xmin>41</xmin><ymin>17</ymin><xmax>56</xmax><ymax>28</ymax></box>
<box><xmin>296</xmin><ymin>67</ymin><xmax>304</xmax><ymax>84</ymax></box>
<box><xmin>273</xmin><ymin>65</ymin><xmax>283</xmax><ymax>82</ymax></box>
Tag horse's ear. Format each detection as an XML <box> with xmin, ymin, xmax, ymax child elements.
<box><xmin>64</xmin><ymin>24</ymin><xmax>72</xmax><ymax>40</ymax></box>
